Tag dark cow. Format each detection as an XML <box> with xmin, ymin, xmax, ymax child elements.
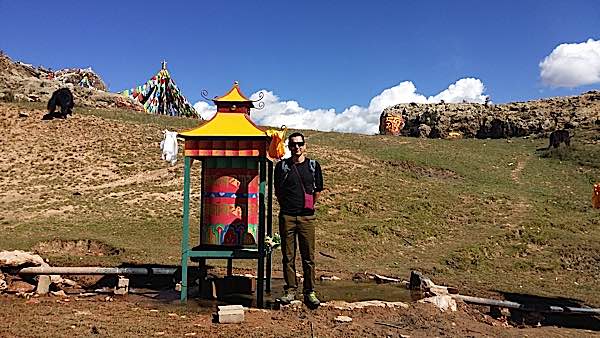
<box><xmin>548</xmin><ymin>129</ymin><xmax>570</xmax><ymax>148</ymax></box>
<box><xmin>42</xmin><ymin>88</ymin><xmax>74</xmax><ymax>120</ymax></box>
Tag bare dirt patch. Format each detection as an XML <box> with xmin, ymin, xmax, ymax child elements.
<box><xmin>0</xmin><ymin>295</ymin><xmax>595</xmax><ymax>337</ymax></box>
<box><xmin>33</xmin><ymin>239</ymin><xmax>123</xmax><ymax>256</ymax></box>
<box><xmin>558</xmin><ymin>245</ymin><xmax>600</xmax><ymax>273</ymax></box>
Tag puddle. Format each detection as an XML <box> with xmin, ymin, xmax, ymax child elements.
<box><xmin>169</xmin><ymin>278</ymin><xmax>416</xmax><ymax>308</ymax></box>
<box><xmin>268</xmin><ymin>278</ymin><xmax>415</xmax><ymax>303</ymax></box>
<box><xmin>315</xmin><ymin>280</ymin><xmax>415</xmax><ymax>303</ymax></box>
<box><xmin>71</xmin><ymin>274</ymin><xmax>417</xmax><ymax>309</ymax></box>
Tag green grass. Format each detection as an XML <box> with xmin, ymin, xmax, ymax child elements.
<box><xmin>2</xmin><ymin>102</ymin><xmax>600</xmax><ymax>306</ymax></box>
<box><xmin>302</xmin><ymin>129</ymin><xmax>600</xmax><ymax>304</ymax></box>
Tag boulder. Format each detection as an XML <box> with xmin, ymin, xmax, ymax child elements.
<box><xmin>418</xmin><ymin>124</ymin><xmax>431</xmax><ymax>138</ymax></box>
<box><xmin>0</xmin><ymin>250</ymin><xmax>48</xmax><ymax>268</ymax></box>
<box><xmin>419</xmin><ymin>295</ymin><xmax>457</xmax><ymax>312</ymax></box>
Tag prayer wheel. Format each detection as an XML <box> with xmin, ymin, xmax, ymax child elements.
<box><xmin>201</xmin><ymin>158</ymin><xmax>259</xmax><ymax>247</ymax></box>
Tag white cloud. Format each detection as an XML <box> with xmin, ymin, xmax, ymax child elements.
<box><xmin>540</xmin><ymin>38</ymin><xmax>600</xmax><ymax>88</ymax></box>
<box><xmin>429</xmin><ymin>78</ymin><xmax>488</xmax><ymax>103</ymax></box>
<box><xmin>193</xmin><ymin>78</ymin><xmax>488</xmax><ymax>135</ymax></box>
<box><xmin>192</xmin><ymin>100</ymin><xmax>217</xmax><ymax>120</ymax></box>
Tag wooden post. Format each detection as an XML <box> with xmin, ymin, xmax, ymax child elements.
<box><xmin>266</xmin><ymin>160</ymin><xmax>273</xmax><ymax>293</ymax></box>
<box><xmin>199</xmin><ymin>160</ymin><xmax>205</xmax><ymax>244</ymax></box>
<box><xmin>180</xmin><ymin>156</ymin><xmax>192</xmax><ymax>302</ymax></box>
<box><xmin>227</xmin><ymin>259</ymin><xmax>233</xmax><ymax>276</ymax></box>
<box><xmin>257</xmin><ymin>158</ymin><xmax>266</xmax><ymax>308</ymax></box>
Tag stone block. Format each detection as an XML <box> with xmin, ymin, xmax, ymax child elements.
<box><xmin>335</xmin><ymin>315</ymin><xmax>352</xmax><ymax>323</ymax></box>
<box><xmin>36</xmin><ymin>275</ymin><xmax>51</xmax><ymax>295</ymax></box>
<box><xmin>217</xmin><ymin>305</ymin><xmax>244</xmax><ymax>324</ymax></box>
<box><xmin>218</xmin><ymin>313</ymin><xmax>244</xmax><ymax>324</ymax></box>
<box><xmin>218</xmin><ymin>304</ymin><xmax>244</xmax><ymax>312</ymax></box>
<box><xmin>114</xmin><ymin>277</ymin><xmax>129</xmax><ymax>295</ymax></box>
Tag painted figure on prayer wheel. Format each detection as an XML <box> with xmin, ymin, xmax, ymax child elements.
<box><xmin>202</xmin><ymin>158</ymin><xmax>259</xmax><ymax>247</ymax></box>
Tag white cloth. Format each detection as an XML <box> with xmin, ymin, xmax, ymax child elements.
<box><xmin>282</xmin><ymin>139</ymin><xmax>291</xmax><ymax>159</ymax></box>
<box><xmin>160</xmin><ymin>130</ymin><xmax>178</xmax><ymax>165</ymax></box>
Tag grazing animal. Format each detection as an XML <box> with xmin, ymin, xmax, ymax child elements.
<box><xmin>548</xmin><ymin>129</ymin><xmax>570</xmax><ymax>148</ymax></box>
<box><xmin>43</xmin><ymin>88</ymin><xmax>74</xmax><ymax>120</ymax></box>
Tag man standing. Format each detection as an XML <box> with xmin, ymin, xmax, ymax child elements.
<box><xmin>274</xmin><ymin>132</ymin><xmax>323</xmax><ymax>308</ymax></box>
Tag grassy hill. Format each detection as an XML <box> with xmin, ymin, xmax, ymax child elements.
<box><xmin>1</xmin><ymin>101</ymin><xmax>599</xmax><ymax>307</ymax></box>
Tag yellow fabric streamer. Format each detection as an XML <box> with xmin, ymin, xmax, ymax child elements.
<box><xmin>266</xmin><ymin>126</ymin><xmax>287</xmax><ymax>160</ymax></box>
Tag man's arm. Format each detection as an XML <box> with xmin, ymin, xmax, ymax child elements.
<box><xmin>313</xmin><ymin>161</ymin><xmax>324</xmax><ymax>203</ymax></box>
<box><xmin>273</xmin><ymin>160</ymin><xmax>282</xmax><ymax>202</ymax></box>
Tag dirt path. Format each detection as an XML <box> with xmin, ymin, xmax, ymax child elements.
<box><xmin>0</xmin><ymin>295</ymin><xmax>594</xmax><ymax>337</ymax></box>
<box><xmin>510</xmin><ymin>157</ymin><xmax>528</xmax><ymax>183</ymax></box>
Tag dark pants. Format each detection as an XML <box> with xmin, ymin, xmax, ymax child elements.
<box><xmin>279</xmin><ymin>214</ymin><xmax>316</xmax><ymax>293</ymax></box>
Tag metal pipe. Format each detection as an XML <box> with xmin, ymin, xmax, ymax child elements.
<box><xmin>18</xmin><ymin>266</ymin><xmax>177</xmax><ymax>276</ymax></box>
<box><xmin>453</xmin><ymin>294</ymin><xmax>600</xmax><ymax>315</ymax></box>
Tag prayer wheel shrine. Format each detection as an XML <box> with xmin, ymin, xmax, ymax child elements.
<box><xmin>178</xmin><ymin>82</ymin><xmax>274</xmax><ymax>307</ymax></box>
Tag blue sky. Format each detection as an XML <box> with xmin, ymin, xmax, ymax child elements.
<box><xmin>1</xmin><ymin>0</ymin><xmax>599</xmax><ymax>133</ymax></box>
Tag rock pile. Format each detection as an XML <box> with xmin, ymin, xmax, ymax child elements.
<box><xmin>381</xmin><ymin>91</ymin><xmax>600</xmax><ymax>139</ymax></box>
<box><xmin>51</xmin><ymin>67</ymin><xmax>107</xmax><ymax>91</ymax></box>
<box><xmin>0</xmin><ymin>250</ymin><xmax>76</xmax><ymax>297</ymax></box>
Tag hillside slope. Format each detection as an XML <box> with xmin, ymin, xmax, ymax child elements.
<box><xmin>0</xmin><ymin>52</ymin><xmax>141</xmax><ymax>111</ymax></box>
<box><xmin>1</xmin><ymin>100</ymin><xmax>599</xmax><ymax>309</ymax></box>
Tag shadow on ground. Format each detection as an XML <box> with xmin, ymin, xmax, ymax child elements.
<box><xmin>497</xmin><ymin>291</ymin><xmax>600</xmax><ymax>331</ymax></box>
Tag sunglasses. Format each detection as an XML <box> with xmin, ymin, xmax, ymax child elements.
<box><xmin>289</xmin><ymin>141</ymin><xmax>305</xmax><ymax>148</ymax></box>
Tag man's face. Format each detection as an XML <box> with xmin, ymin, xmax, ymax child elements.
<box><xmin>288</xmin><ymin>136</ymin><xmax>306</xmax><ymax>157</ymax></box>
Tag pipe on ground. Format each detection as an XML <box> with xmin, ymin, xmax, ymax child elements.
<box><xmin>453</xmin><ymin>294</ymin><xmax>600</xmax><ymax>316</ymax></box>
<box><xmin>18</xmin><ymin>266</ymin><xmax>177</xmax><ymax>276</ymax></box>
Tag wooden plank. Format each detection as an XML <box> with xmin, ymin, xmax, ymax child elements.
<box><xmin>180</xmin><ymin>156</ymin><xmax>192</xmax><ymax>303</ymax></box>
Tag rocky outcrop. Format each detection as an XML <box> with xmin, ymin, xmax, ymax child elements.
<box><xmin>382</xmin><ymin>91</ymin><xmax>600</xmax><ymax>138</ymax></box>
<box><xmin>0</xmin><ymin>52</ymin><xmax>143</xmax><ymax>111</ymax></box>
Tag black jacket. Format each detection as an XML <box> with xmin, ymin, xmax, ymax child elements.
<box><xmin>274</xmin><ymin>158</ymin><xmax>323</xmax><ymax>216</ymax></box>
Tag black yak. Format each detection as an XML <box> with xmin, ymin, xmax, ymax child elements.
<box><xmin>42</xmin><ymin>88</ymin><xmax>74</xmax><ymax>120</ymax></box>
<box><xmin>536</xmin><ymin>129</ymin><xmax>571</xmax><ymax>152</ymax></box>
<box><xmin>548</xmin><ymin>129</ymin><xmax>571</xmax><ymax>148</ymax></box>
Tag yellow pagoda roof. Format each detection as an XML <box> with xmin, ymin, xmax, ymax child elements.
<box><xmin>213</xmin><ymin>81</ymin><xmax>251</xmax><ymax>102</ymax></box>
<box><xmin>179</xmin><ymin>112</ymin><xmax>266</xmax><ymax>137</ymax></box>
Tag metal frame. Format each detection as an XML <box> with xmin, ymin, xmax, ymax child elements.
<box><xmin>180</xmin><ymin>155</ymin><xmax>273</xmax><ymax>308</ymax></box>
